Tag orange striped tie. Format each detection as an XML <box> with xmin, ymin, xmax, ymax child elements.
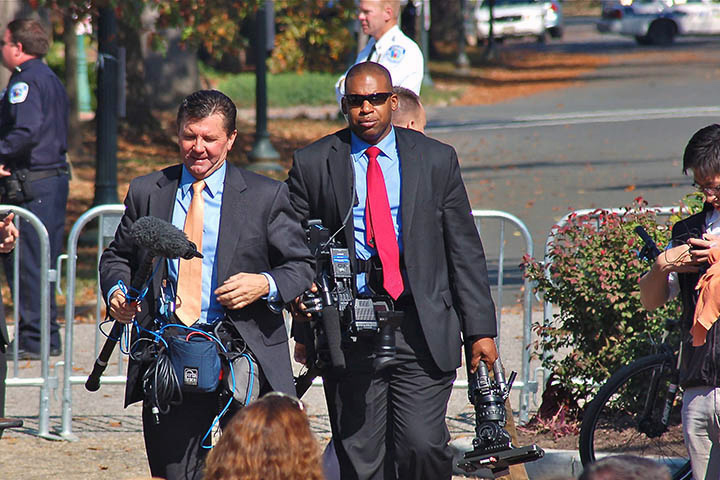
<box><xmin>175</xmin><ymin>180</ymin><xmax>205</xmax><ymax>326</ymax></box>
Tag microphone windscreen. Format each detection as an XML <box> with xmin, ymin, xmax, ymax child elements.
<box><xmin>130</xmin><ymin>216</ymin><xmax>202</xmax><ymax>259</ymax></box>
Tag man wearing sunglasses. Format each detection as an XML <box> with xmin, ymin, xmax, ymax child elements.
<box><xmin>288</xmin><ymin>61</ymin><xmax>498</xmax><ymax>480</ymax></box>
<box><xmin>335</xmin><ymin>0</ymin><xmax>424</xmax><ymax>106</ymax></box>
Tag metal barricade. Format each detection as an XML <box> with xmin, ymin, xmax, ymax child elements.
<box><xmin>59</xmin><ymin>204</ymin><xmax>124</xmax><ymax>440</ymax></box>
<box><xmin>471</xmin><ymin>210</ymin><xmax>536</xmax><ymax>423</ymax></box>
<box><xmin>1</xmin><ymin>205</ymin><xmax>57</xmax><ymax>439</ymax></box>
<box><xmin>541</xmin><ymin>206</ymin><xmax>677</xmax><ymax>383</ymax></box>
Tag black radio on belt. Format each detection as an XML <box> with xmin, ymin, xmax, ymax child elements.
<box><xmin>0</xmin><ymin>168</ymin><xmax>32</xmax><ymax>204</ymax></box>
<box><xmin>301</xmin><ymin>220</ymin><xmax>403</xmax><ymax>370</ymax></box>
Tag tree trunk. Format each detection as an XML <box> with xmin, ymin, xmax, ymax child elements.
<box><xmin>116</xmin><ymin>18</ymin><xmax>161</xmax><ymax>137</ymax></box>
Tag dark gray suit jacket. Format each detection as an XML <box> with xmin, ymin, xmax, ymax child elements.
<box><xmin>287</xmin><ymin>127</ymin><xmax>496</xmax><ymax>372</ymax></box>
<box><xmin>100</xmin><ymin>163</ymin><xmax>314</xmax><ymax>406</ymax></box>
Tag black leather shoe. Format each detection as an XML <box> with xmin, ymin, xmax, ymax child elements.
<box><xmin>0</xmin><ymin>418</ymin><xmax>22</xmax><ymax>430</ymax></box>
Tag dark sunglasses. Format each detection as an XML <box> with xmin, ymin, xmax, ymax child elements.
<box><xmin>344</xmin><ymin>92</ymin><xmax>393</xmax><ymax>108</ymax></box>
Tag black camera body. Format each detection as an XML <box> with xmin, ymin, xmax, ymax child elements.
<box><xmin>457</xmin><ymin>359</ymin><xmax>544</xmax><ymax>477</ymax></box>
<box><xmin>302</xmin><ymin>221</ymin><xmax>403</xmax><ymax>371</ymax></box>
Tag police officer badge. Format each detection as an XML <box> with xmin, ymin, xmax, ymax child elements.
<box><xmin>387</xmin><ymin>45</ymin><xmax>406</xmax><ymax>63</ymax></box>
<box><xmin>9</xmin><ymin>82</ymin><xmax>29</xmax><ymax>104</ymax></box>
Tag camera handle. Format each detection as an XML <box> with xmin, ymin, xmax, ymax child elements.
<box><xmin>318</xmin><ymin>273</ymin><xmax>346</xmax><ymax>369</ymax></box>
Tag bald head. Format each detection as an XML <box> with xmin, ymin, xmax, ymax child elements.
<box><xmin>345</xmin><ymin>61</ymin><xmax>393</xmax><ymax>93</ymax></box>
<box><xmin>392</xmin><ymin>86</ymin><xmax>426</xmax><ymax>133</ymax></box>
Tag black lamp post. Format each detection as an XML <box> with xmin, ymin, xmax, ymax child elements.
<box><xmin>249</xmin><ymin>0</ymin><xmax>281</xmax><ymax>169</ymax></box>
<box><xmin>93</xmin><ymin>7</ymin><xmax>119</xmax><ymax>205</ymax></box>
<box><xmin>483</xmin><ymin>0</ymin><xmax>498</xmax><ymax>61</ymax></box>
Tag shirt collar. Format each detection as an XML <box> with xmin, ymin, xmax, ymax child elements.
<box><xmin>374</xmin><ymin>25</ymin><xmax>401</xmax><ymax>55</ymax></box>
<box><xmin>180</xmin><ymin>160</ymin><xmax>226</xmax><ymax>198</ymax></box>
<box><xmin>350</xmin><ymin>127</ymin><xmax>397</xmax><ymax>159</ymax></box>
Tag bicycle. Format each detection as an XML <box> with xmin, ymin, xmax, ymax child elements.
<box><xmin>577</xmin><ymin>226</ymin><xmax>692</xmax><ymax>480</ymax></box>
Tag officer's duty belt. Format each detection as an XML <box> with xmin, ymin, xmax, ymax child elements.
<box><xmin>26</xmin><ymin>166</ymin><xmax>69</xmax><ymax>182</ymax></box>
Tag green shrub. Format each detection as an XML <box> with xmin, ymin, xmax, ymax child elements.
<box><xmin>522</xmin><ymin>198</ymin><xmax>683</xmax><ymax>407</ymax></box>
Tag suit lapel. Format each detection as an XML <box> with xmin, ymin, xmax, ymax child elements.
<box><xmin>216</xmin><ymin>164</ymin><xmax>248</xmax><ymax>283</ymax></box>
<box><xmin>328</xmin><ymin>131</ymin><xmax>355</xmax><ymax>252</ymax></box>
<box><xmin>149</xmin><ymin>165</ymin><xmax>181</xmax><ymax>295</ymax></box>
<box><xmin>396</xmin><ymin>128</ymin><xmax>420</xmax><ymax>239</ymax></box>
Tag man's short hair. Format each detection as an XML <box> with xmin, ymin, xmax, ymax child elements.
<box><xmin>383</xmin><ymin>0</ymin><xmax>403</xmax><ymax>18</ymax></box>
<box><xmin>578</xmin><ymin>455</ymin><xmax>671</xmax><ymax>480</ymax></box>
<box><xmin>393</xmin><ymin>86</ymin><xmax>421</xmax><ymax>124</ymax></box>
<box><xmin>683</xmin><ymin>124</ymin><xmax>720</xmax><ymax>179</ymax></box>
<box><xmin>176</xmin><ymin>90</ymin><xmax>237</xmax><ymax>135</ymax></box>
<box><xmin>345</xmin><ymin>62</ymin><xmax>393</xmax><ymax>93</ymax></box>
<box><xmin>7</xmin><ymin>19</ymin><xmax>49</xmax><ymax>58</ymax></box>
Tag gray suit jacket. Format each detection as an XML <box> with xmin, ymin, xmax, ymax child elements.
<box><xmin>287</xmin><ymin>127</ymin><xmax>496</xmax><ymax>372</ymax></box>
<box><xmin>100</xmin><ymin>163</ymin><xmax>314</xmax><ymax>406</ymax></box>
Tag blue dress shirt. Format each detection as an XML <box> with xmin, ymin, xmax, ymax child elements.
<box><xmin>106</xmin><ymin>162</ymin><xmax>280</xmax><ymax>324</ymax></box>
<box><xmin>350</xmin><ymin>128</ymin><xmax>403</xmax><ymax>293</ymax></box>
<box><xmin>168</xmin><ymin>162</ymin><xmax>280</xmax><ymax>324</ymax></box>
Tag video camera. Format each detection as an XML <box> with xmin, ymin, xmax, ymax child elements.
<box><xmin>457</xmin><ymin>358</ymin><xmax>544</xmax><ymax>477</ymax></box>
<box><xmin>301</xmin><ymin>220</ymin><xmax>403</xmax><ymax>371</ymax></box>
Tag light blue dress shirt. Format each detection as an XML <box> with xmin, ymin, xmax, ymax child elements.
<box><xmin>168</xmin><ymin>163</ymin><xmax>280</xmax><ymax>324</ymax></box>
<box><xmin>350</xmin><ymin>128</ymin><xmax>403</xmax><ymax>293</ymax></box>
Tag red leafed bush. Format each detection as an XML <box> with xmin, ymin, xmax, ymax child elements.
<box><xmin>522</xmin><ymin>198</ymin><xmax>683</xmax><ymax>408</ymax></box>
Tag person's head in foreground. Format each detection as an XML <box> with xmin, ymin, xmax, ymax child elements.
<box><xmin>204</xmin><ymin>392</ymin><xmax>324</xmax><ymax>480</ymax></box>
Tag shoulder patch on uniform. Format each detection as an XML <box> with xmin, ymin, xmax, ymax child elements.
<box><xmin>9</xmin><ymin>82</ymin><xmax>28</xmax><ymax>104</ymax></box>
<box><xmin>386</xmin><ymin>45</ymin><xmax>406</xmax><ymax>63</ymax></box>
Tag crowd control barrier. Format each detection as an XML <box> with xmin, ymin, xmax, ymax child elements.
<box><xmin>1</xmin><ymin>205</ymin><xmax>57</xmax><ymax>439</ymax></box>
<box><xmin>59</xmin><ymin>204</ymin><xmax>124</xmax><ymax>440</ymax></box>
<box><xmin>471</xmin><ymin>210</ymin><xmax>536</xmax><ymax>423</ymax></box>
<box><xmin>541</xmin><ymin>207</ymin><xmax>677</xmax><ymax>384</ymax></box>
<box><xmin>19</xmin><ymin>205</ymin><xmax>536</xmax><ymax>436</ymax></box>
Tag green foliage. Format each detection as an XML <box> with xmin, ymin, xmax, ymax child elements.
<box><xmin>522</xmin><ymin>198</ymin><xmax>682</xmax><ymax>406</ymax></box>
<box><xmin>270</xmin><ymin>0</ymin><xmax>356</xmax><ymax>73</ymax></box>
<box><xmin>212</xmin><ymin>69</ymin><xmax>339</xmax><ymax>108</ymax></box>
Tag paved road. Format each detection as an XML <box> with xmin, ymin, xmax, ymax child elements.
<box><xmin>428</xmin><ymin>22</ymin><xmax>720</xmax><ymax>307</ymax></box>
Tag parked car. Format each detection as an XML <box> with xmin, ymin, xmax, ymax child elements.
<box><xmin>597</xmin><ymin>0</ymin><xmax>720</xmax><ymax>45</ymax></box>
<box><xmin>473</xmin><ymin>0</ymin><xmax>564</xmax><ymax>43</ymax></box>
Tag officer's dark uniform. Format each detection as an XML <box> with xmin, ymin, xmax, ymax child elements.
<box><xmin>0</xmin><ymin>57</ymin><xmax>69</xmax><ymax>356</ymax></box>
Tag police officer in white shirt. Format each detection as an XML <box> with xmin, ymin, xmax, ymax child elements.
<box><xmin>335</xmin><ymin>0</ymin><xmax>424</xmax><ymax>105</ymax></box>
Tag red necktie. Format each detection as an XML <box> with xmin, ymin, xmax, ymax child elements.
<box><xmin>365</xmin><ymin>146</ymin><xmax>404</xmax><ymax>299</ymax></box>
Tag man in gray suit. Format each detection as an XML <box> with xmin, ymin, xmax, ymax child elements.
<box><xmin>99</xmin><ymin>90</ymin><xmax>313</xmax><ymax>480</ymax></box>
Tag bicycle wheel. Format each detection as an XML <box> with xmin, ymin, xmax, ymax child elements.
<box><xmin>579</xmin><ymin>353</ymin><xmax>692</xmax><ymax>480</ymax></box>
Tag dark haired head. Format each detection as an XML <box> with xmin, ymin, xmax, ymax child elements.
<box><xmin>345</xmin><ymin>61</ymin><xmax>393</xmax><ymax>92</ymax></box>
<box><xmin>7</xmin><ymin>19</ymin><xmax>49</xmax><ymax>58</ymax></box>
<box><xmin>683</xmin><ymin>124</ymin><xmax>720</xmax><ymax>179</ymax></box>
<box><xmin>176</xmin><ymin>90</ymin><xmax>237</xmax><ymax>135</ymax></box>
